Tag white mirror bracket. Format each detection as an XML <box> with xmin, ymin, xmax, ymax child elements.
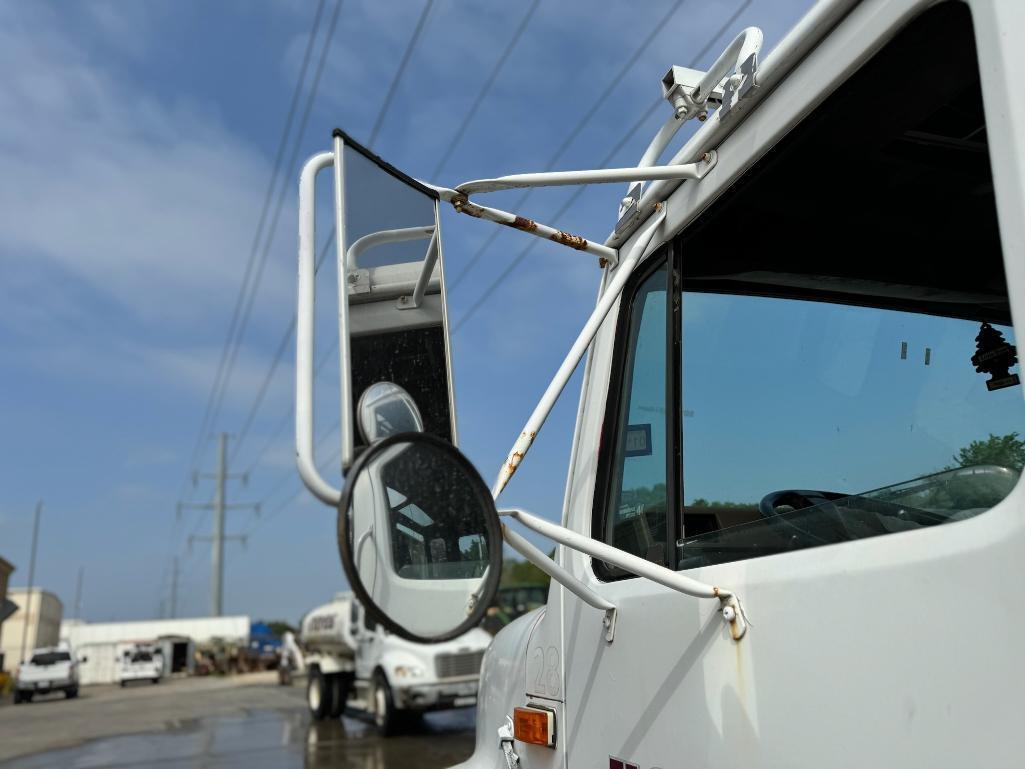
<box><xmin>501</xmin><ymin>507</ymin><xmax>747</xmax><ymax>641</ymax></box>
<box><xmin>501</xmin><ymin>523</ymin><xmax>618</xmax><ymax>643</ymax></box>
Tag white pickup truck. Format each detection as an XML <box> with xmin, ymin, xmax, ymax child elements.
<box><xmin>13</xmin><ymin>646</ymin><xmax>80</xmax><ymax>703</ymax></box>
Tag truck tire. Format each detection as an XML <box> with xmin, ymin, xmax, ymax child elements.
<box><xmin>371</xmin><ymin>670</ymin><xmax>396</xmax><ymax>736</ymax></box>
<box><xmin>65</xmin><ymin>687</ymin><xmax>79</xmax><ymax>699</ymax></box>
<box><xmin>307</xmin><ymin>669</ymin><xmax>334</xmax><ymax>721</ymax></box>
<box><xmin>328</xmin><ymin>673</ymin><xmax>349</xmax><ymax>718</ymax></box>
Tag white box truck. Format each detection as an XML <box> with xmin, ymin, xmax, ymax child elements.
<box><xmin>295</xmin><ymin>593</ymin><xmax>490</xmax><ymax>735</ymax></box>
<box><xmin>292</xmin><ymin>0</ymin><xmax>1025</xmax><ymax>767</ymax></box>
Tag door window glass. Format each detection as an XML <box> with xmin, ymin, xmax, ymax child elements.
<box><xmin>600</xmin><ymin>263</ymin><xmax>670</xmax><ymax>565</ymax></box>
<box><xmin>677</xmin><ymin>295</ymin><xmax>1024</xmax><ymax>569</ymax></box>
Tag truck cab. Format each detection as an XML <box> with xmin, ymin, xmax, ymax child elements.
<box><xmin>295</xmin><ymin>0</ymin><xmax>1025</xmax><ymax>765</ymax></box>
<box><xmin>299</xmin><ymin>593</ymin><xmax>491</xmax><ymax>734</ymax></box>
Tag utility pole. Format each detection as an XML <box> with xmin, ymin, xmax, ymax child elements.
<box><xmin>20</xmin><ymin>501</ymin><xmax>41</xmax><ymax>664</ymax></box>
<box><xmin>180</xmin><ymin>434</ymin><xmax>258</xmax><ymax>617</ymax></box>
<box><xmin>169</xmin><ymin>556</ymin><xmax>179</xmax><ymax>619</ymax></box>
<box><xmin>73</xmin><ymin>566</ymin><xmax>84</xmax><ymax>619</ymax></box>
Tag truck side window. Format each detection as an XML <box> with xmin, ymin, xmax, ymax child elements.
<box><xmin>597</xmin><ymin>261</ymin><xmax>671</xmax><ymax>568</ymax></box>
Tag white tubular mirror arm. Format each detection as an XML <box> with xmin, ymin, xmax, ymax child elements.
<box><xmin>407</xmin><ymin>226</ymin><xmax>440</xmax><ymax>309</ymax></box>
<box><xmin>454</xmin><ymin>156</ymin><xmax>716</xmax><ymax>196</ymax></box>
<box><xmin>502</xmin><ymin>523</ymin><xmax>618</xmax><ymax>642</ymax></box>
<box><xmin>491</xmin><ymin>209</ymin><xmax>667</xmax><ymax>498</ymax></box>
<box><xmin>346</xmin><ymin>225</ymin><xmax>435</xmax><ymax>271</ymax></box>
<box><xmin>296</xmin><ymin>150</ymin><xmax>343</xmax><ymax>506</ymax></box>
<box><xmin>693</xmin><ymin>26</ymin><xmax>762</xmax><ymax>103</ymax></box>
<box><xmin>502</xmin><ymin>508</ymin><xmax>747</xmax><ymax>641</ymax></box>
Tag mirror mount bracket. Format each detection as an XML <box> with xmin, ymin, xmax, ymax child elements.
<box><xmin>501</xmin><ymin>507</ymin><xmax>747</xmax><ymax>641</ymax></box>
<box><xmin>502</xmin><ymin>523</ymin><xmax>618</xmax><ymax>643</ymax></box>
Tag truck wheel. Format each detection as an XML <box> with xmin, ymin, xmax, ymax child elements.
<box><xmin>371</xmin><ymin>671</ymin><xmax>396</xmax><ymax>736</ymax></box>
<box><xmin>65</xmin><ymin>687</ymin><xmax>79</xmax><ymax>699</ymax></box>
<box><xmin>307</xmin><ymin>669</ymin><xmax>334</xmax><ymax>721</ymax></box>
<box><xmin>13</xmin><ymin>690</ymin><xmax>24</xmax><ymax>704</ymax></box>
<box><xmin>328</xmin><ymin>674</ymin><xmax>349</xmax><ymax>718</ymax></box>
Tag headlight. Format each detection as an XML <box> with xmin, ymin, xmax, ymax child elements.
<box><xmin>393</xmin><ymin>665</ymin><xmax>425</xmax><ymax>679</ymax></box>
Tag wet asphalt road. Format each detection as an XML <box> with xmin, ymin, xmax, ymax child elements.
<box><xmin>0</xmin><ymin>674</ymin><xmax>476</xmax><ymax>769</ymax></box>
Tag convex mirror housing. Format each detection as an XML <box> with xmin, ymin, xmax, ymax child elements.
<box><xmin>337</xmin><ymin>432</ymin><xmax>502</xmax><ymax>643</ymax></box>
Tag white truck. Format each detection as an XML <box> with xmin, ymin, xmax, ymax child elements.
<box><xmin>293</xmin><ymin>0</ymin><xmax>1025</xmax><ymax>767</ymax></box>
<box><xmin>116</xmin><ymin>642</ymin><xmax>164</xmax><ymax>686</ymax></box>
<box><xmin>13</xmin><ymin>646</ymin><xmax>80</xmax><ymax>703</ymax></box>
<box><xmin>297</xmin><ymin>593</ymin><xmax>491</xmax><ymax>734</ymax></box>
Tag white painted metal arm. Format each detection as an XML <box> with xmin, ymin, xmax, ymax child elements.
<box><xmin>502</xmin><ymin>508</ymin><xmax>747</xmax><ymax>640</ymax></box>
<box><xmin>455</xmin><ymin>154</ymin><xmax>716</xmax><ymax>196</ymax></box>
<box><xmin>407</xmin><ymin>226</ymin><xmax>439</xmax><ymax>309</ymax></box>
<box><xmin>296</xmin><ymin>150</ymin><xmax>343</xmax><ymax>506</ymax></box>
<box><xmin>501</xmin><ymin>524</ymin><xmax>614</xmax><ymax>613</ymax></box>
<box><xmin>694</xmin><ymin>26</ymin><xmax>762</xmax><ymax>104</ymax></box>
<box><xmin>490</xmin><ymin>209</ymin><xmax>666</xmax><ymax>497</ymax></box>
<box><xmin>440</xmin><ymin>191</ymin><xmax>618</xmax><ymax>264</ymax></box>
<box><xmin>346</xmin><ymin>225</ymin><xmax>435</xmax><ymax>271</ymax></box>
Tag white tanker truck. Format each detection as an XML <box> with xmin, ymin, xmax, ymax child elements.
<box><xmin>297</xmin><ymin>592</ymin><xmax>491</xmax><ymax>734</ymax></box>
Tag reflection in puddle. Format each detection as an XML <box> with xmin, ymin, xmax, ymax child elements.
<box><xmin>5</xmin><ymin>708</ymin><xmax>476</xmax><ymax>769</ymax></box>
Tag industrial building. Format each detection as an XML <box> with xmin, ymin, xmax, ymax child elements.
<box><xmin>60</xmin><ymin>615</ymin><xmax>250</xmax><ymax>685</ymax></box>
<box><xmin>0</xmin><ymin>556</ymin><xmax>14</xmax><ymax>674</ymax></box>
<box><xmin>0</xmin><ymin>588</ymin><xmax>63</xmax><ymax>672</ymax></box>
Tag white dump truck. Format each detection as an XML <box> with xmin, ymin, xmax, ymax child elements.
<box><xmin>293</xmin><ymin>0</ymin><xmax>1025</xmax><ymax>766</ymax></box>
<box><xmin>298</xmin><ymin>593</ymin><xmax>491</xmax><ymax>734</ymax></box>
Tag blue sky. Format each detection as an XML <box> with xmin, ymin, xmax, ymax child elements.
<box><xmin>0</xmin><ymin>0</ymin><xmax>822</xmax><ymax>624</ymax></box>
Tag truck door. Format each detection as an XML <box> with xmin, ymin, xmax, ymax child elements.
<box><xmin>560</xmin><ymin>3</ymin><xmax>1025</xmax><ymax>767</ymax></box>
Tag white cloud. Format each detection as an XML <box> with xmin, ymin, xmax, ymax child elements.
<box><xmin>0</xmin><ymin>3</ymin><xmax>291</xmax><ymax>332</ymax></box>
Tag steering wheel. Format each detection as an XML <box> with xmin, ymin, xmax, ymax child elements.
<box><xmin>757</xmin><ymin>488</ymin><xmax>854</xmax><ymax>546</ymax></box>
<box><xmin>758</xmin><ymin>489</ymin><xmax>849</xmax><ymax>519</ymax></box>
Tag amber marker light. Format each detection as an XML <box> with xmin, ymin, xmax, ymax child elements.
<box><xmin>513</xmin><ymin>706</ymin><xmax>556</xmax><ymax>747</ymax></box>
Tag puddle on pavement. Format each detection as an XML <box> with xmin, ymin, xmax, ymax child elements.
<box><xmin>4</xmin><ymin>708</ymin><xmax>476</xmax><ymax>769</ymax></box>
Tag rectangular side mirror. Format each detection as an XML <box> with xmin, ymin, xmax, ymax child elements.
<box><xmin>296</xmin><ymin>130</ymin><xmax>456</xmax><ymax>503</ymax></box>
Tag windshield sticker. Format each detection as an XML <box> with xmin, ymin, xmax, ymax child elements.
<box><xmin>624</xmin><ymin>424</ymin><xmax>652</xmax><ymax>457</ymax></box>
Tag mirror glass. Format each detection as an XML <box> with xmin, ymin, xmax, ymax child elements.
<box><xmin>338</xmin><ymin>131</ymin><xmax>457</xmax><ymax>457</ymax></box>
<box><xmin>357</xmin><ymin>381</ymin><xmax>423</xmax><ymax>443</ymax></box>
<box><xmin>338</xmin><ymin>433</ymin><xmax>502</xmax><ymax>642</ymax></box>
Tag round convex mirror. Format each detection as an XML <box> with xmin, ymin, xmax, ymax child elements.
<box><xmin>357</xmin><ymin>382</ymin><xmax>424</xmax><ymax>443</ymax></box>
<box><xmin>337</xmin><ymin>432</ymin><xmax>502</xmax><ymax>643</ymax></box>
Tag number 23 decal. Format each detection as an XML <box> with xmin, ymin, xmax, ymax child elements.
<box><xmin>532</xmin><ymin>646</ymin><xmax>561</xmax><ymax>697</ymax></box>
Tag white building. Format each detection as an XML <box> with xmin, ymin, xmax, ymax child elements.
<box><xmin>0</xmin><ymin>588</ymin><xmax>63</xmax><ymax>672</ymax></box>
<box><xmin>60</xmin><ymin>615</ymin><xmax>249</xmax><ymax>685</ymax></box>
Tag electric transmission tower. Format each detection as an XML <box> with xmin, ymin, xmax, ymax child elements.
<box><xmin>178</xmin><ymin>433</ymin><xmax>260</xmax><ymax>616</ymax></box>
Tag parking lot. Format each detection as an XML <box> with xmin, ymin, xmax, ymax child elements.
<box><xmin>0</xmin><ymin>673</ymin><xmax>476</xmax><ymax>768</ymax></box>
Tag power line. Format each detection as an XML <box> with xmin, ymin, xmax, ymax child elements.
<box><xmin>446</xmin><ymin>0</ymin><xmax>689</xmax><ymax>292</ymax></box>
<box><xmin>204</xmin><ymin>0</ymin><xmax>345</xmax><ymax>452</ymax></box>
<box><xmin>452</xmin><ymin>0</ymin><xmax>752</xmax><ymax>332</ymax></box>
<box><xmin>232</xmin><ymin>1</ymin><xmax>520</xmax><ymax>473</ymax></box>
<box><xmin>229</xmin><ymin>233</ymin><xmax>338</xmax><ymax>463</ymax></box>
<box><xmin>367</xmin><ymin>0</ymin><xmax>435</xmax><ymax>147</ymax></box>
<box><xmin>430</xmin><ymin>0</ymin><xmax>542</xmax><ymax>179</ymax></box>
<box><xmin>177</xmin><ymin>0</ymin><xmax>329</xmax><ymax>501</ymax></box>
